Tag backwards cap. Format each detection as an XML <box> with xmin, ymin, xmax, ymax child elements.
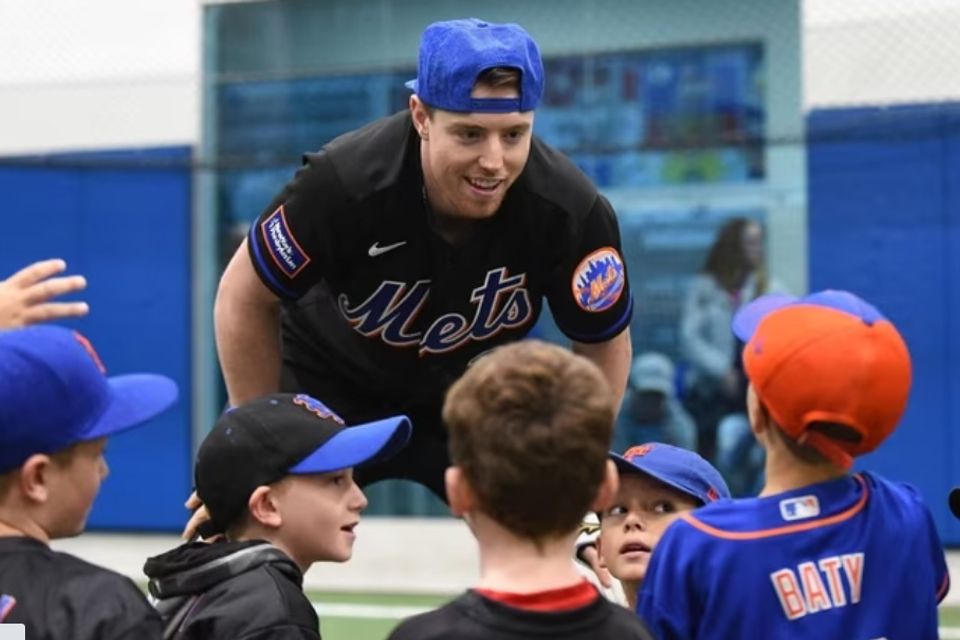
<box><xmin>610</xmin><ymin>442</ymin><xmax>730</xmax><ymax>505</ymax></box>
<box><xmin>196</xmin><ymin>393</ymin><xmax>411</xmax><ymax>534</ymax></box>
<box><xmin>406</xmin><ymin>18</ymin><xmax>544</xmax><ymax>113</ymax></box>
<box><xmin>0</xmin><ymin>325</ymin><xmax>178</xmax><ymax>473</ymax></box>
<box><xmin>733</xmin><ymin>290</ymin><xmax>911</xmax><ymax>469</ymax></box>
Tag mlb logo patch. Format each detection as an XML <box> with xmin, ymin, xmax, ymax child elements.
<box><xmin>779</xmin><ymin>495</ymin><xmax>820</xmax><ymax>521</ymax></box>
<box><xmin>260</xmin><ymin>205</ymin><xmax>311</xmax><ymax>278</ymax></box>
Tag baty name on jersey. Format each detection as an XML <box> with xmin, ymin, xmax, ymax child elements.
<box><xmin>337</xmin><ymin>267</ymin><xmax>533</xmax><ymax>355</ymax></box>
<box><xmin>770</xmin><ymin>552</ymin><xmax>864</xmax><ymax>621</ymax></box>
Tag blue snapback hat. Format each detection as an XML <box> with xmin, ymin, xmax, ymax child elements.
<box><xmin>196</xmin><ymin>393</ymin><xmax>412</xmax><ymax>533</ymax></box>
<box><xmin>406</xmin><ymin>18</ymin><xmax>544</xmax><ymax>113</ymax></box>
<box><xmin>610</xmin><ymin>443</ymin><xmax>730</xmax><ymax>505</ymax></box>
<box><xmin>0</xmin><ymin>325</ymin><xmax>179</xmax><ymax>473</ymax></box>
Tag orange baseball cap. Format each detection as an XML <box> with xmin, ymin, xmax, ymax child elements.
<box><xmin>732</xmin><ymin>290</ymin><xmax>911</xmax><ymax>469</ymax></box>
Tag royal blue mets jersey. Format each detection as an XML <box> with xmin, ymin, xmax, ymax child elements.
<box><xmin>247</xmin><ymin>111</ymin><xmax>632</xmax><ymax>420</ymax></box>
<box><xmin>637</xmin><ymin>472</ymin><xmax>949</xmax><ymax>640</ymax></box>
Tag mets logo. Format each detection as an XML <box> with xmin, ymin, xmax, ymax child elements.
<box><xmin>572</xmin><ymin>247</ymin><xmax>625</xmax><ymax>312</ymax></box>
<box><xmin>73</xmin><ymin>332</ymin><xmax>106</xmax><ymax>374</ymax></box>
<box><xmin>623</xmin><ymin>444</ymin><xmax>654</xmax><ymax>460</ymax></box>
<box><xmin>293</xmin><ymin>394</ymin><xmax>345</xmax><ymax>425</ymax></box>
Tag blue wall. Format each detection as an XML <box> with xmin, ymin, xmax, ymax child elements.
<box><xmin>0</xmin><ymin>146</ymin><xmax>193</xmax><ymax>531</ymax></box>
<box><xmin>808</xmin><ymin>104</ymin><xmax>960</xmax><ymax>543</ymax></box>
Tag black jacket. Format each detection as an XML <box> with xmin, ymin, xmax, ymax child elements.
<box><xmin>144</xmin><ymin>540</ymin><xmax>320</xmax><ymax>640</ymax></box>
<box><xmin>0</xmin><ymin>536</ymin><xmax>162</xmax><ymax>640</ymax></box>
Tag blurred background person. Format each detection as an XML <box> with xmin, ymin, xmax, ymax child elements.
<box><xmin>614</xmin><ymin>352</ymin><xmax>696</xmax><ymax>454</ymax></box>
<box><xmin>679</xmin><ymin>217</ymin><xmax>785</xmax><ymax>492</ymax></box>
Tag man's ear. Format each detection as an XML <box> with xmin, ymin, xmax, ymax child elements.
<box><xmin>590</xmin><ymin>460</ymin><xmax>619</xmax><ymax>514</ymax></box>
<box><xmin>445</xmin><ymin>466</ymin><xmax>475</xmax><ymax>518</ymax></box>
<box><xmin>409</xmin><ymin>95</ymin><xmax>431</xmax><ymax>140</ymax></box>
<box><xmin>18</xmin><ymin>455</ymin><xmax>54</xmax><ymax>504</ymax></box>
<box><xmin>247</xmin><ymin>485</ymin><xmax>283</xmax><ymax>529</ymax></box>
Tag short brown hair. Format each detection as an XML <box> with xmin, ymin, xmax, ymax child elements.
<box><xmin>443</xmin><ymin>340</ymin><xmax>614</xmax><ymax>543</ymax></box>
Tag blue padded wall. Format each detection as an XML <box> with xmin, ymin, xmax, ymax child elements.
<box><xmin>0</xmin><ymin>146</ymin><xmax>193</xmax><ymax>531</ymax></box>
<box><xmin>808</xmin><ymin>104</ymin><xmax>960</xmax><ymax>543</ymax></box>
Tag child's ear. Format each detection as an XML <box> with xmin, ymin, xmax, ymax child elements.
<box><xmin>445</xmin><ymin>466</ymin><xmax>474</xmax><ymax>518</ymax></box>
<box><xmin>247</xmin><ymin>485</ymin><xmax>283</xmax><ymax>529</ymax></box>
<box><xmin>590</xmin><ymin>460</ymin><xmax>619</xmax><ymax>514</ymax></box>
<box><xmin>18</xmin><ymin>455</ymin><xmax>53</xmax><ymax>504</ymax></box>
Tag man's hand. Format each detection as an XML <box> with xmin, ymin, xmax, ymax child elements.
<box><xmin>0</xmin><ymin>259</ymin><xmax>89</xmax><ymax>329</ymax></box>
<box><xmin>182</xmin><ymin>491</ymin><xmax>214</xmax><ymax>541</ymax></box>
<box><xmin>579</xmin><ymin>543</ymin><xmax>613</xmax><ymax>589</ymax></box>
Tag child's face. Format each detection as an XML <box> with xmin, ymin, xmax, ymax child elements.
<box><xmin>597</xmin><ymin>472</ymin><xmax>700</xmax><ymax>584</ymax></box>
<box><xmin>274</xmin><ymin>467</ymin><xmax>368</xmax><ymax>565</ymax></box>
<box><xmin>47</xmin><ymin>438</ymin><xmax>109</xmax><ymax>538</ymax></box>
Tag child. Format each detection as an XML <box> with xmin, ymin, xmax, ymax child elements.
<box><xmin>144</xmin><ymin>393</ymin><xmax>411</xmax><ymax>639</ymax></box>
<box><xmin>387</xmin><ymin>340</ymin><xmax>654</xmax><ymax>640</ymax></box>
<box><xmin>596</xmin><ymin>443</ymin><xmax>730</xmax><ymax>610</ymax></box>
<box><xmin>637</xmin><ymin>290</ymin><xmax>950</xmax><ymax>639</ymax></box>
<box><xmin>0</xmin><ymin>325</ymin><xmax>178</xmax><ymax>639</ymax></box>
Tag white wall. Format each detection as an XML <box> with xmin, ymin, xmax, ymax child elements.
<box><xmin>0</xmin><ymin>0</ymin><xmax>199</xmax><ymax>154</ymax></box>
<box><xmin>5</xmin><ymin>0</ymin><xmax>959</xmax><ymax>152</ymax></box>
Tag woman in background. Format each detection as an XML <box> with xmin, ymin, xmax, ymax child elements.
<box><xmin>680</xmin><ymin>217</ymin><xmax>783</xmax><ymax>494</ymax></box>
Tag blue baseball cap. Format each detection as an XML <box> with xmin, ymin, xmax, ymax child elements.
<box><xmin>196</xmin><ymin>393</ymin><xmax>412</xmax><ymax>533</ymax></box>
<box><xmin>405</xmin><ymin>18</ymin><xmax>544</xmax><ymax>113</ymax></box>
<box><xmin>0</xmin><ymin>325</ymin><xmax>179</xmax><ymax>473</ymax></box>
<box><xmin>610</xmin><ymin>443</ymin><xmax>730</xmax><ymax>505</ymax></box>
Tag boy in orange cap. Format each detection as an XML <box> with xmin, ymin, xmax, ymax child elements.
<box><xmin>637</xmin><ymin>290</ymin><xmax>949</xmax><ymax>639</ymax></box>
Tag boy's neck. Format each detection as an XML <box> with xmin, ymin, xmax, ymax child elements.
<box><xmin>759</xmin><ymin>446</ymin><xmax>846</xmax><ymax>497</ymax></box>
<box><xmin>470</xmin><ymin>514</ymin><xmax>583</xmax><ymax>594</ymax></box>
<box><xmin>622</xmin><ymin>579</ymin><xmax>640</xmax><ymax>611</ymax></box>
<box><xmin>0</xmin><ymin>507</ymin><xmax>49</xmax><ymax>544</ymax></box>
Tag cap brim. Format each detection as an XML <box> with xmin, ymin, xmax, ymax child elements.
<box><xmin>731</xmin><ymin>294</ymin><xmax>798</xmax><ymax>341</ymax></box>
<box><xmin>289</xmin><ymin>415</ymin><xmax>412</xmax><ymax>474</ymax></box>
<box><xmin>405</xmin><ymin>79</ymin><xmax>418</xmax><ymax>92</ymax></box>
<box><xmin>732</xmin><ymin>290</ymin><xmax>887</xmax><ymax>342</ymax></box>
<box><xmin>83</xmin><ymin>374</ymin><xmax>179</xmax><ymax>440</ymax></box>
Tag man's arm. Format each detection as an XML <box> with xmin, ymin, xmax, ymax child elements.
<box><xmin>214</xmin><ymin>238</ymin><xmax>283</xmax><ymax>407</ymax></box>
<box><xmin>572</xmin><ymin>327</ymin><xmax>632</xmax><ymax>411</ymax></box>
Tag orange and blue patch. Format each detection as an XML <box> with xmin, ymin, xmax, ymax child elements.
<box><xmin>0</xmin><ymin>594</ymin><xmax>15</xmax><ymax>622</ymax></box>
<box><xmin>572</xmin><ymin>247</ymin><xmax>625</xmax><ymax>312</ymax></box>
<box><xmin>293</xmin><ymin>394</ymin><xmax>345</xmax><ymax>425</ymax></box>
<box><xmin>260</xmin><ymin>204</ymin><xmax>311</xmax><ymax>279</ymax></box>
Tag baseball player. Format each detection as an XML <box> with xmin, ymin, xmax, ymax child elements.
<box><xmin>637</xmin><ymin>290</ymin><xmax>950</xmax><ymax>639</ymax></box>
<box><xmin>212</xmin><ymin>18</ymin><xmax>633</xmax><ymax>504</ymax></box>
<box><xmin>0</xmin><ymin>325</ymin><xmax>178</xmax><ymax>640</ymax></box>
<box><xmin>387</xmin><ymin>341</ymin><xmax>653</xmax><ymax>640</ymax></box>
<box><xmin>0</xmin><ymin>258</ymin><xmax>88</xmax><ymax>328</ymax></box>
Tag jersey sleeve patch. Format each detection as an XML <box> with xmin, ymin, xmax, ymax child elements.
<box><xmin>571</xmin><ymin>247</ymin><xmax>626</xmax><ymax>312</ymax></box>
<box><xmin>259</xmin><ymin>204</ymin><xmax>312</xmax><ymax>279</ymax></box>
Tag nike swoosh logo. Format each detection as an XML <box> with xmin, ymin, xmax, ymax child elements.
<box><xmin>368</xmin><ymin>241</ymin><xmax>407</xmax><ymax>257</ymax></box>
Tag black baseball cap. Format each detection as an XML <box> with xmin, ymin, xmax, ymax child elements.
<box><xmin>196</xmin><ymin>393</ymin><xmax>411</xmax><ymax>534</ymax></box>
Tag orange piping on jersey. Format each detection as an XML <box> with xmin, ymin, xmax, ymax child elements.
<box><xmin>937</xmin><ymin>572</ymin><xmax>951</xmax><ymax>603</ymax></box>
<box><xmin>679</xmin><ymin>474</ymin><xmax>868</xmax><ymax>540</ymax></box>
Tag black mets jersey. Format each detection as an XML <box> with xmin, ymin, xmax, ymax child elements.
<box><xmin>0</xmin><ymin>536</ymin><xmax>162</xmax><ymax>640</ymax></box>
<box><xmin>248</xmin><ymin>110</ymin><xmax>633</xmax><ymax>418</ymax></box>
<box><xmin>386</xmin><ymin>584</ymin><xmax>654</xmax><ymax>640</ymax></box>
